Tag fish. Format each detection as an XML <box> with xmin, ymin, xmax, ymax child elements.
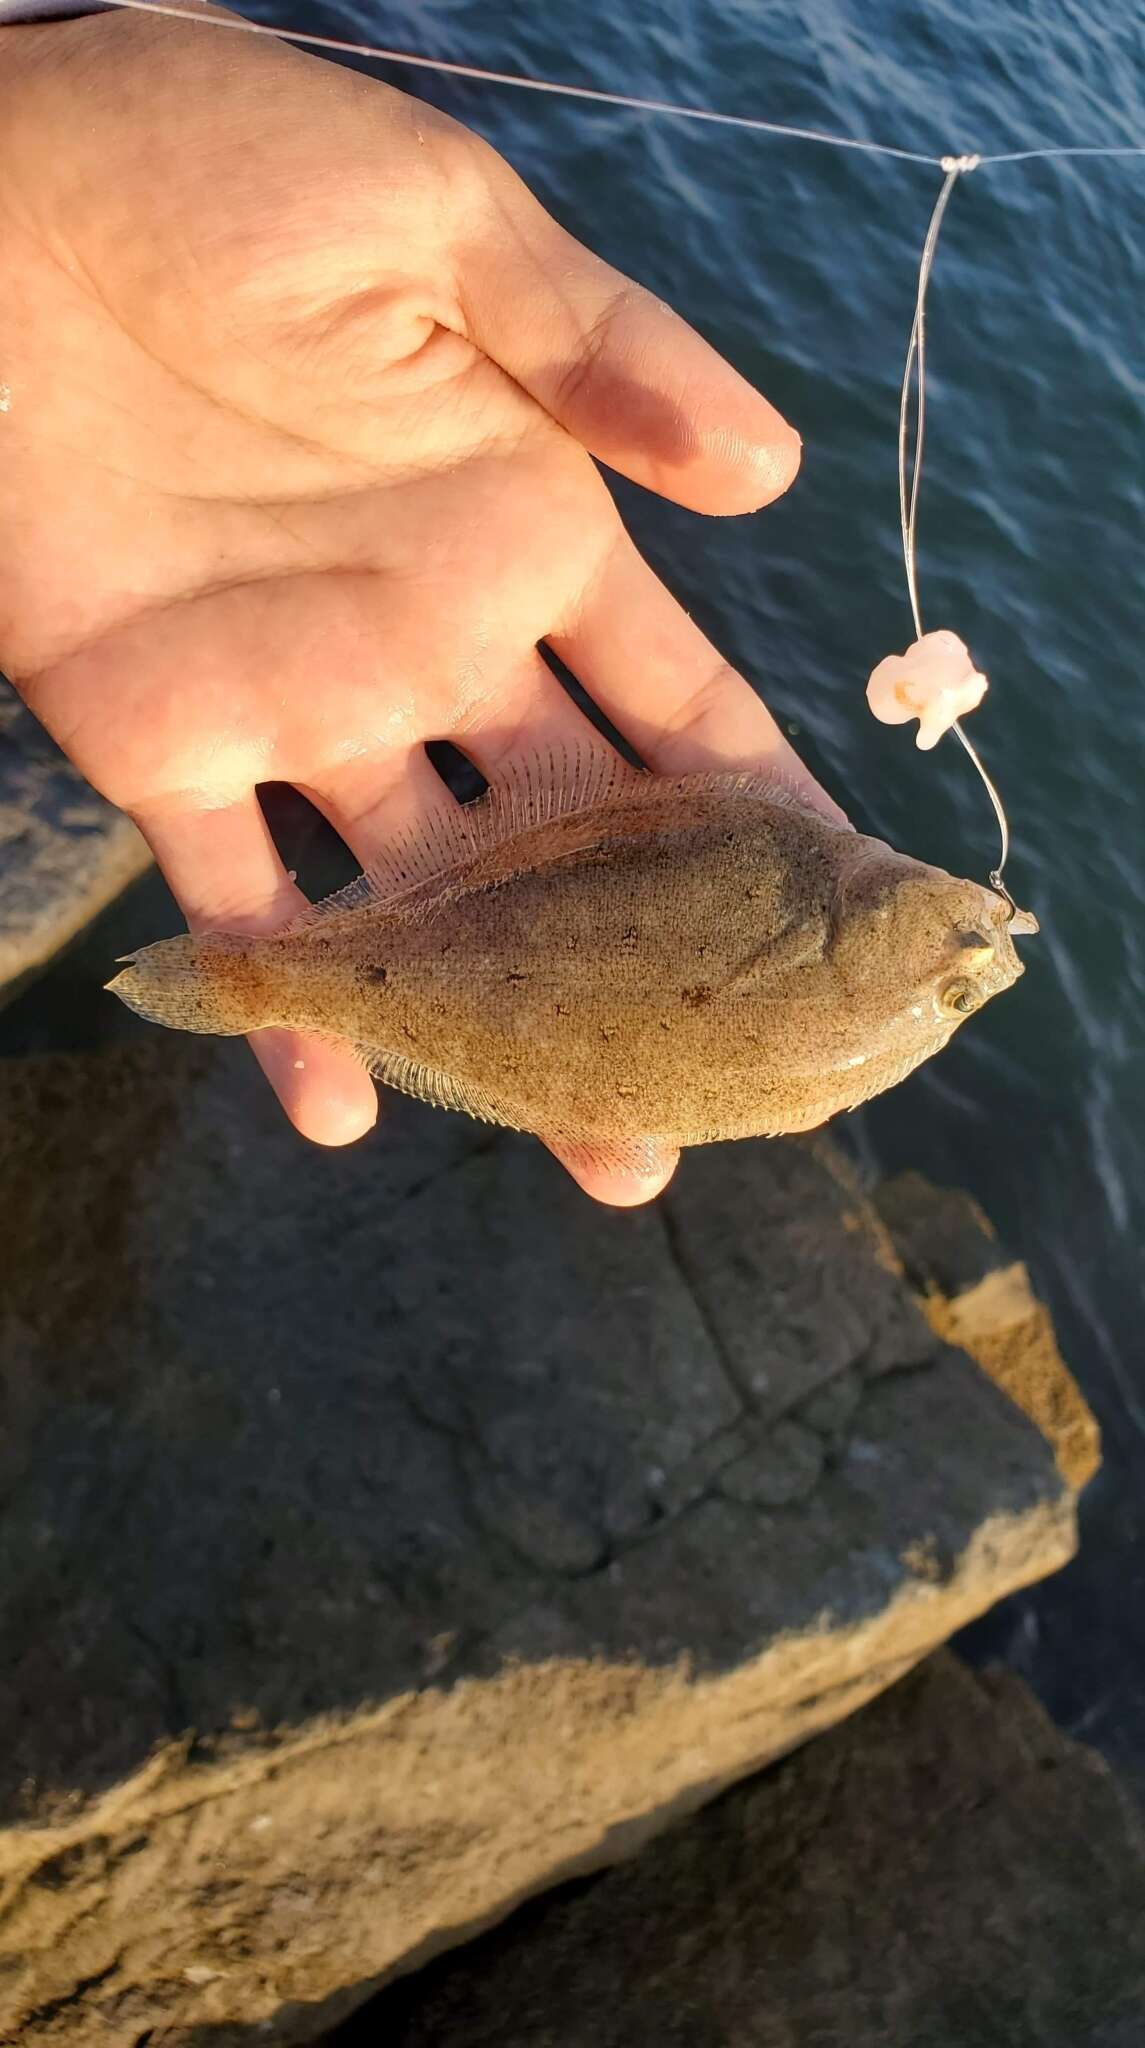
<box><xmin>107</xmin><ymin>756</ymin><xmax>1037</xmax><ymax>1165</ymax></box>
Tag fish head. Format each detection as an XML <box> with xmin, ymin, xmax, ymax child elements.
<box><xmin>821</xmin><ymin>838</ymin><xmax>1037</xmax><ymax>1101</ymax></box>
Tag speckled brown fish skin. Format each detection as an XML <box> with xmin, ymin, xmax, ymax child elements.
<box><xmin>108</xmin><ymin>770</ymin><xmax>1029</xmax><ymax>1148</ymax></box>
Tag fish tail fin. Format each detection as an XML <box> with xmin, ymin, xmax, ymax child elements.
<box><xmin>106</xmin><ymin>932</ymin><xmax>271</xmax><ymax>1037</ymax></box>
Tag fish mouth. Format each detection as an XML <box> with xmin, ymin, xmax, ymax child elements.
<box><xmin>986</xmin><ymin>884</ymin><xmax>1039</xmax><ymax>938</ymax></box>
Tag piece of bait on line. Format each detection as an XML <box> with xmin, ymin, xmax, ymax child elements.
<box><xmin>867</xmin><ymin>630</ymin><xmax>988</xmax><ymax>750</ymax></box>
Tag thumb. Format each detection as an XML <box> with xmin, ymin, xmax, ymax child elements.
<box><xmin>452</xmin><ymin>141</ymin><xmax>801</xmax><ymax>514</ymax></box>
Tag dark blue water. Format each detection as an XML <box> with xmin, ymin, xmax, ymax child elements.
<box><xmin>7</xmin><ymin>0</ymin><xmax>1143</xmax><ymax>1775</ymax></box>
<box><xmin>286</xmin><ymin>0</ymin><xmax>1143</xmax><ymax>1774</ymax></box>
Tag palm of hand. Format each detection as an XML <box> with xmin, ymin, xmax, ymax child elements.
<box><xmin>1</xmin><ymin>9</ymin><xmax>832</xmax><ymax>1202</ymax></box>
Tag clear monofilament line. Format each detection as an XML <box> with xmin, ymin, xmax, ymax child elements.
<box><xmin>89</xmin><ymin>0</ymin><xmax>947</xmax><ymax>163</ymax></box>
<box><xmin>950</xmin><ymin>721</ymin><xmax>1011</xmax><ymax>890</ymax></box>
<box><xmin>898</xmin><ymin>161</ymin><xmax>967</xmax><ymax>639</ymax></box>
<box><xmin>81</xmin><ymin>1</ymin><xmax>1145</xmax><ymax>169</ymax></box>
<box><xmin>898</xmin><ymin>155</ymin><xmax>1015</xmax><ymax>905</ymax></box>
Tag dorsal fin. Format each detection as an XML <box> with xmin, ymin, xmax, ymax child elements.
<box><xmin>280</xmin><ymin>748</ymin><xmax>841</xmax><ymax>933</ymax></box>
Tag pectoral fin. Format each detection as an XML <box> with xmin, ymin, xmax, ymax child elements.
<box><xmin>722</xmin><ymin>911</ymin><xmax>830</xmax><ymax>994</ymax></box>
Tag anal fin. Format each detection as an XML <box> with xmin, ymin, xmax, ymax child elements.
<box><xmin>544</xmin><ymin>1135</ymin><xmax>679</xmax><ymax>1183</ymax></box>
<box><xmin>349</xmin><ymin>1044</ymin><xmax>680</xmax><ymax>1181</ymax></box>
<box><xmin>353</xmin><ymin>1045</ymin><xmax>515</xmax><ymax>1128</ymax></box>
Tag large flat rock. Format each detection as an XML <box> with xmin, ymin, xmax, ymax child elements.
<box><xmin>0</xmin><ymin>1041</ymin><xmax>1082</xmax><ymax>2044</ymax></box>
<box><xmin>369</xmin><ymin>1650</ymin><xmax>1145</xmax><ymax>2048</ymax></box>
<box><xmin>0</xmin><ymin>680</ymin><xmax>150</xmax><ymax>999</ymax></box>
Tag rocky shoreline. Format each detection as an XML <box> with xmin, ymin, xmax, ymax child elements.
<box><xmin>354</xmin><ymin>1650</ymin><xmax>1145</xmax><ymax>2048</ymax></box>
<box><xmin>0</xmin><ymin>1033</ymin><xmax>1101</xmax><ymax>2044</ymax></box>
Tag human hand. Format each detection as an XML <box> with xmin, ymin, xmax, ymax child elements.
<box><xmin>0</xmin><ymin>4</ymin><xmax>839</xmax><ymax>1203</ymax></box>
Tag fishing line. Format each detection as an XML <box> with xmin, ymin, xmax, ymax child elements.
<box><xmin>92</xmin><ymin>0</ymin><xmax>1144</xmax><ymax>906</ymax></box>
<box><xmin>897</xmin><ymin>154</ymin><xmax>1016</xmax><ymax>911</ymax></box>
<box><xmin>90</xmin><ymin>0</ymin><xmax>1145</xmax><ymax>171</ymax></box>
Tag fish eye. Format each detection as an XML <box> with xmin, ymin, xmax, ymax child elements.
<box><xmin>941</xmin><ymin>977</ymin><xmax>979</xmax><ymax>1018</ymax></box>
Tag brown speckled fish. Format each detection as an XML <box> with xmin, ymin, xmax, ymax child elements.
<box><xmin>108</xmin><ymin>757</ymin><xmax>1036</xmax><ymax>1164</ymax></box>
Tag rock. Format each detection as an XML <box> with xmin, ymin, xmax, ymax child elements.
<box><xmin>0</xmin><ymin>679</ymin><xmax>151</xmax><ymax>998</ymax></box>
<box><xmin>875</xmin><ymin>1171</ymin><xmax>1101</xmax><ymax>1491</ymax></box>
<box><xmin>368</xmin><ymin>1650</ymin><xmax>1145</xmax><ymax>2048</ymax></box>
<box><xmin>0</xmin><ymin>1043</ymin><xmax>1087</xmax><ymax>2045</ymax></box>
<box><xmin>874</xmin><ymin>1166</ymin><xmax>1009</xmax><ymax>1296</ymax></box>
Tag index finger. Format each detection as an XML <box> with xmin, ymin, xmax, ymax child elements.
<box><xmin>550</xmin><ymin>531</ymin><xmax>848</xmax><ymax>824</ymax></box>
